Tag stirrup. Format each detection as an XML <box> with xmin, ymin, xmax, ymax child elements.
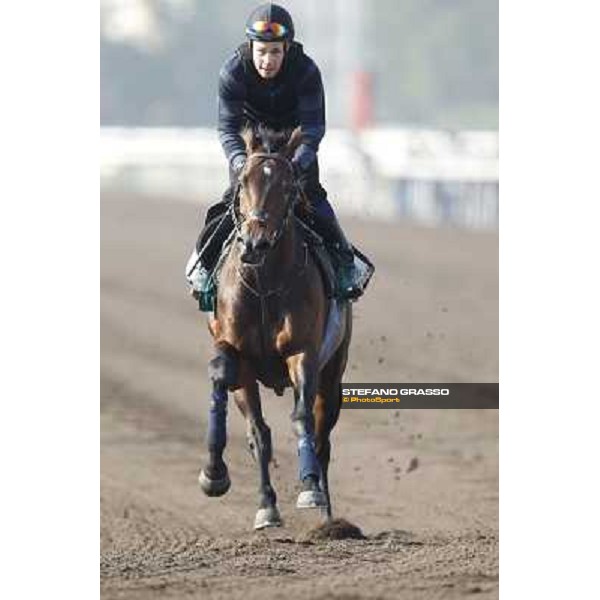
<box><xmin>335</xmin><ymin>263</ymin><xmax>362</xmax><ymax>300</ymax></box>
<box><xmin>335</xmin><ymin>250</ymin><xmax>374</xmax><ymax>301</ymax></box>
<box><xmin>341</xmin><ymin>284</ymin><xmax>363</xmax><ymax>301</ymax></box>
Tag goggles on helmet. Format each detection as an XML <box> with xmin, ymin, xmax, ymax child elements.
<box><xmin>246</xmin><ymin>20</ymin><xmax>288</xmax><ymax>40</ymax></box>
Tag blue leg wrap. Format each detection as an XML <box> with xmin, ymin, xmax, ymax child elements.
<box><xmin>297</xmin><ymin>433</ymin><xmax>320</xmax><ymax>481</ymax></box>
<box><xmin>207</xmin><ymin>386</ymin><xmax>228</xmax><ymax>452</ymax></box>
<box><xmin>312</xmin><ymin>195</ymin><xmax>336</xmax><ymax>221</ymax></box>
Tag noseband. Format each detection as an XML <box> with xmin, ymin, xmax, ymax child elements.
<box><xmin>232</xmin><ymin>153</ymin><xmax>299</xmax><ymax>253</ymax></box>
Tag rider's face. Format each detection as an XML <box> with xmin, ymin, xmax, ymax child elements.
<box><xmin>252</xmin><ymin>41</ymin><xmax>285</xmax><ymax>79</ymax></box>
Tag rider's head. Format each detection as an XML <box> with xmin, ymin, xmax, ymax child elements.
<box><xmin>245</xmin><ymin>3</ymin><xmax>294</xmax><ymax>80</ymax></box>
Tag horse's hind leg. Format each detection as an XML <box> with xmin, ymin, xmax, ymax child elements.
<box><xmin>316</xmin><ymin>432</ymin><xmax>332</xmax><ymax>520</ymax></box>
<box><xmin>314</xmin><ymin>379</ymin><xmax>341</xmax><ymax>520</ymax></box>
<box><xmin>233</xmin><ymin>372</ymin><xmax>281</xmax><ymax>530</ymax></box>
<box><xmin>314</xmin><ymin>386</ymin><xmax>333</xmax><ymax>519</ymax></box>
<box><xmin>314</xmin><ymin>317</ymin><xmax>351</xmax><ymax>520</ymax></box>
<box><xmin>287</xmin><ymin>352</ymin><xmax>327</xmax><ymax>509</ymax></box>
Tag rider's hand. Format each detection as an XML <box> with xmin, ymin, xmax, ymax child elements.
<box><xmin>231</xmin><ymin>155</ymin><xmax>247</xmax><ymax>179</ymax></box>
<box><xmin>291</xmin><ymin>144</ymin><xmax>315</xmax><ymax>179</ymax></box>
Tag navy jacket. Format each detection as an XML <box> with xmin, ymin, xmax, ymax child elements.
<box><xmin>217</xmin><ymin>41</ymin><xmax>325</xmax><ymax>171</ymax></box>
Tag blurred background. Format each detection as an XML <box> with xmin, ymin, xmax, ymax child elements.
<box><xmin>100</xmin><ymin>0</ymin><xmax>498</xmax><ymax>228</ymax></box>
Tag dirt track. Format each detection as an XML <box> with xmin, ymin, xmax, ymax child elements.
<box><xmin>101</xmin><ymin>194</ymin><xmax>498</xmax><ymax>599</ymax></box>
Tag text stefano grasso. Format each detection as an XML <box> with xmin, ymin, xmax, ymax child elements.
<box><xmin>342</xmin><ymin>388</ymin><xmax>450</xmax><ymax>396</ymax></box>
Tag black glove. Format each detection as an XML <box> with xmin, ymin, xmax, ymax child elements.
<box><xmin>291</xmin><ymin>144</ymin><xmax>316</xmax><ymax>174</ymax></box>
<box><xmin>231</xmin><ymin>154</ymin><xmax>247</xmax><ymax>179</ymax></box>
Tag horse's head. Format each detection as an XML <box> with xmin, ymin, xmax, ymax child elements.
<box><xmin>235</xmin><ymin>126</ymin><xmax>305</xmax><ymax>265</ymax></box>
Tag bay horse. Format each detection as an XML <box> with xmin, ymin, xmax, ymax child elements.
<box><xmin>198</xmin><ymin>126</ymin><xmax>352</xmax><ymax>529</ymax></box>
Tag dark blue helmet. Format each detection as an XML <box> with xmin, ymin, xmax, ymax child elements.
<box><xmin>245</xmin><ymin>3</ymin><xmax>295</xmax><ymax>43</ymax></box>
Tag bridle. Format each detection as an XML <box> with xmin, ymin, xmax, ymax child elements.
<box><xmin>231</xmin><ymin>152</ymin><xmax>300</xmax><ymax>259</ymax></box>
<box><xmin>227</xmin><ymin>151</ymin><xmax>308</xmax><ymax>359</ymax></box>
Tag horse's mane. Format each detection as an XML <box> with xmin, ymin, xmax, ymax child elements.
<box><xmin>242</xmin><ymin>125</ymin><xmax>303</xmax><ymax>158</ymax></box>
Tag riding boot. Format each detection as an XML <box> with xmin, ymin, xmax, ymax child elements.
<box><xmin>186</xmin><ymin>250</ymin><xmax>216</xmax><ymax>311</ymax></box>
<box><xmin>325</xmin><ymin>217</ymin><xmax>363</xmax><ymax>300</ymax></box>
<box><xmin>187</xmin><ymin>196</ymin><xmax>236</xmax><ymax>311</ymax></box>
<box><xmin>305</xmin><ymin>212</ymin><xmax>362</xmax><ymax>300</ymax></box>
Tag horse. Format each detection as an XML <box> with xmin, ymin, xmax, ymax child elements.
<box><xmin>198</xmin><ymin>126</ymin><xmax>352</xmax><ymax>530</ymax></box>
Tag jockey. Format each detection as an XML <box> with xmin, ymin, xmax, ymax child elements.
<box><xmin>189</xmin><ymin>2</ymin><xmax>364</xmax><ymax>307</ymax></box>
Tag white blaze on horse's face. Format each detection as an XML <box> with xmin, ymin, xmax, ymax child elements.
<box><xmin>241</xmin><ymin>159</ymin><xmax>289</xmax><ymax>244</ymax></box>
<box><xmin>239</xmin><ymin>159</ymin><xmax>288</xmax><ymax>267</ymax></box>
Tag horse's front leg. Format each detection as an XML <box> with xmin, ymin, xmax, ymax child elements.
<box><xmin>199</xmin><ymin>343</ymin><xmax>238</xmax><ymax>497</ymax></box>
<box><xmin>287</xmin><ymin>352</ymin><xmax>327</xmax><ymax>509</ymax></box>
<box><xmin>233</xmin><ymin>368</ymin><xmax>281</xmax><ymax>530</ymax></box>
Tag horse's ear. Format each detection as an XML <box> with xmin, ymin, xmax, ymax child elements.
<box><xmin>283</xmin><ymin>127</ymin><xmax>304</xmax><ymax>159</ymax></box>
<box><xmin>242</xmin><ymin>127</ymin><xmax>261</xmax><ymax>155</ymax></box>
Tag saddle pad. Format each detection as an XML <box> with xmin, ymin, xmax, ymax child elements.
<box><xmin>308</xmin><ymin>243</ymin><xmax>336</xmax><ymax>298</ymax></box>
<box><xmin>318</xmin><ymin>299</ymin><xmax>348</xmax><ymax>371</ymax></box>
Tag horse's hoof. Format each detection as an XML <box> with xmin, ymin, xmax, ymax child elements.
<box><xmin>296</xmin><ymin>489</ymin><xmax>327</xmax><ymax>509</ymax></box>
<box><xmin>254</xmin><ymin>506</ymin><xmax>283</xmax><ymax>530</ymax></box>
<box><xmin>198</xmin><ymin>468</ymin><xmax>231</xmax><ymax>497</ymax></box>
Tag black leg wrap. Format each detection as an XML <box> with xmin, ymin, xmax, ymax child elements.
<box><xmin>200</xmin><ymin>382</ymin><xmax>231</xmax><ymax>497</ymax></box>
<box><xmin>208</xmin><ymin>347</ymin><xmax>239</xmax><ymax>389</ymax></box>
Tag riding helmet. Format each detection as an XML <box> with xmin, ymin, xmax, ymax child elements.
<box><xmin>245</xmin><ymin>3</ymin><xmax>295</xmax><ymax>43</ymax></box>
